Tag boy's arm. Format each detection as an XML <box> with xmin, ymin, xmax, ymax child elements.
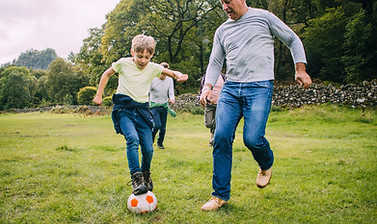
<box><xmin>162</xmin><ymin>68</ymin><xmax>188</xmax><ymax>83</ymax></box>
<box><xmin>93</xmin><ymin>67</ymin><xmax>116</xmax><ymax>105</ymax></box>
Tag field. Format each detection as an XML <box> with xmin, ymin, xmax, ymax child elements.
<box><xmin>1</xmin><ymin>105</ymin><xmax>376</xmax><ymax>223</ymax></box>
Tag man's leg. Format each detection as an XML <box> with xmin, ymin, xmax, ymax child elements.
<box><xmin>202</xmin><ymin>81</ymin><xmax>242</xmax><ymax>211</ymax></box>
<box><xmin>242</xmin><ymin>81</ymin><xmax>274</xmax><ymax>187</ymax></box>
<box><xmin>211</xmin><ymin>82</ymin><xmax>242</xmax><ymax>201</ymax></box>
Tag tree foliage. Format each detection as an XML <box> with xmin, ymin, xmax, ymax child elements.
<box><xmin>303</xmin><ymin>1</ymin><xmax>377</xmax><ymax>83</ymax></box>
<box><xmin>14</xmin><ymin>48</ymin><xmax>57</xmax><ymax>70</ymax></box>
<box><xmin>1</xmin><ymin>0</ymin><xmax>376</xmax><ymax>110</ymax></box>
<box><xmin>0</xmin><ymin>67</ymin><xmax>35</xmax><ymax>109</ymax></box>
<box><xmin>46</xmin><ymin>58</ymin><xmax>89</xmax><ymax>105</ymax></box>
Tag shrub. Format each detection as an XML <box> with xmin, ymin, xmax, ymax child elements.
<box><xmin>77</xmin><ymin>86</ymin><xmax>97</xmax><ymax>105</ymax></box>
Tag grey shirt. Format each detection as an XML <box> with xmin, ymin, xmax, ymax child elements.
<box><xmin>149</xmin><ymin>76</ymin><xmax>175</xmax><ymax>104</ymax></box>
<box><xmin>205</xmin><ymin>8</ymin><xmax>307</xmax><ymax>86</ymax></box>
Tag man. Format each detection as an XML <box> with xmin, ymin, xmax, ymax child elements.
<box><xmin>199</xmin><ymin>0</ymin><xmax>312</xmax><ymax>211</ymax></box>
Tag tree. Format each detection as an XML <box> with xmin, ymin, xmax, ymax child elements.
<box><xmin>303</xmin><ymin>7</ymin><xmax>349</xmax><ymax>83</ymax></box>
<box><xmin>303</xmin><ymin>1</ymin><xmax>377</xmax><ymax>83</ymax></box>
<box><xmin>75</xmin><ymin>26</ymin><xmax>108</xmax><ymax>86</ymax></box>
<box><xmin>0</xmin><ymin>67</ymin><xmax>35</xmax><ymax>109</ymax></box>
<box><xmin>342</xmin><ymin>9</ymin><xmax>376</xmax><ymax>82</ymax></box>
<box><xmin>46</xmin><ymin>58</ymin><xmax>90</xmax><ymax>104</ymax></box>
<box><xmin>15</xmin><ymin>48</ymin><xmax>57</xmax><ymax>70</ymax></box>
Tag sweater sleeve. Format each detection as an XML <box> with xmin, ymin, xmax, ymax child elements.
<box><xmin>168</xmin><ymin>78</ymin><xmax>175</xmax><ymax>101</ymax></box>
<box><xmin>267</xmin><ymin>12</ymin><xmax>307</xmax><ymax>64</ymax></box>
<box><xmin>204</xmin><ymin>29</ymin><xmax>224</xmax><ymax>87</ymax></box>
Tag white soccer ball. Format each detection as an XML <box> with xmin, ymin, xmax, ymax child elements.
<box><xmin>127</xmin><ymin>191</ymin><xmax>158</xmax><ymax>214</ymax></box>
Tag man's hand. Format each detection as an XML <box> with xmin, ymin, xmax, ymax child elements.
<box><xmin>199</xmin><ymin>86</ymin><xmax>212</xmax><ymax>106</ymax></box>
<box><xmin>295</xmin><ymin>72</ymin><xmax>312</xmax><ymax>89</ymax></box>
<box><xmin>295</xmin><ymin>63</ymin><xmax>312</xmax><ymax>89</ymax></box>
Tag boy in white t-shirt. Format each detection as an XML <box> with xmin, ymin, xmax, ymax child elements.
<box><xmin>93</xmin><ymin>34</ymin><xmax>188</xmax><ymax>195</ymax></box>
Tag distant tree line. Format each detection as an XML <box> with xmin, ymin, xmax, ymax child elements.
<box><xmin>1</xmin><ymin>0</ymin><xmax>376</xmax><ymax>110</ymax></box>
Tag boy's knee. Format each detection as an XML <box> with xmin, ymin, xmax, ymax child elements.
<box><xmin>125</xmin><ymin>134</ymin><xmax>139</xmax><ymax>146</ymax></box>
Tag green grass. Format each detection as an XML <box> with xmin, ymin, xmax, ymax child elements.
<box><xmin>1</xmin><ymin>105</ymin><xmax>376</xmax><ymax>223</ymax></box>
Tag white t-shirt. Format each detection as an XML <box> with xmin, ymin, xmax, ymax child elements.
<box><xmin>112</xmin><ymin>58</ymin><xmax>163</xmax><ymax>103</ymax></box>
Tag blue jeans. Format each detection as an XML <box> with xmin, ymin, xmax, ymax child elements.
<box><xmin>212</xmin><ymin>80</ymin><xmax>274</xmax><ymax>201</ymax></box>
<box><xmin>151</xmin><ymin>107</ymin><xmax>168</xmax><ymax>146</ymax></box>
<box><xmin>117</xmin><ymin>108</ymin><xmax>154</xmax><ymax>175</ymax></box>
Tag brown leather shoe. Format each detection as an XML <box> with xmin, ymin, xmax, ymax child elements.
<box><xmin>201</xmin><ymin>196</ymin><xmax>228</xmax><ymax>211</ymax></box>
<box><xmin>256</xmin><ymin>168</ymin><xmax>272</xmax><ymax>188</ymax></box>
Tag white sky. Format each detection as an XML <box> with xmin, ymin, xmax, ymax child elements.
<box><xmin>0</xmin><ymin>0</ymin><xmax>120</xmax><ymax>64</ymax></box>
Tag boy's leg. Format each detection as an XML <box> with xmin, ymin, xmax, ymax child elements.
<box><xmin>151</xmin><ymin>107</ymin><xmax>161</xmax><ymax>143</ymax></box>
<box><xmin>136</xmin><ymin>112</ymin><xmax>154</xmax><ymax>191</ymax></box>
<box><xmin>157</xmin><ymin>107</ymin><xmax>168</xmax><ymax>147</ymax></box>
<box><xmin>118</xmin><ymin>110</ymin><xmax>141</xmax><ymax>175</ymax></box>
<box><xmin>118</xmin><ymin>110</ymin><xmax>147</xmax><ymax>195</ymax></box>
<box><xmin>204</xmin><ymin>105</ymin><xmax>216</xmax><ymax>129</ymax></box>
<box><xmin>205</xmin><ymin>105</ymin><xmax>216</xmax><ymax>146</ymax></box>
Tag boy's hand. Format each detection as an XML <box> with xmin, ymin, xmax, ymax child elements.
<box><xmin>177</xmin><ymin>74</ymin><xmax>188</xmax><ymax>83</ymax></box>
<box><xmin>93</xmin><ymin>95</ymin><xmax>103</xmax><ymax>105</ymax></box>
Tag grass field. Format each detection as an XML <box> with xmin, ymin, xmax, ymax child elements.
<box><xmin>1</xmin><ymin>105</ymin><xmax>376</xmax><ymax>223</ymax></box>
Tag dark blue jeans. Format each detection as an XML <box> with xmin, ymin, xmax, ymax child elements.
<box><xmin>212</xmin><ymin>80</ymin><xmax>274</xmax><ymax>201</ymax></box>
<box><xmin>117</xmin><ymin>108</ymin><xmax>154</xmax><ymax>175</ymax></box>
<box><xmin>151</xmin><ymin>107</ymin><xmax>168</xmax><ymax>146</ymax></box>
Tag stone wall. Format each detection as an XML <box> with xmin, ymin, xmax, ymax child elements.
<box><xmin>174</xmin><ymin>80</ymin><xmax>377</xmax><ymax>111</ymax></box>
<box><xmin>5</xmin><ymin>80</ymin><xmax>376</xmax><ymax>114</ymax></box>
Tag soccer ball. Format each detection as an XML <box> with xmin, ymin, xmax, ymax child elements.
<box><xmin>127</xmin><ymin>191</ymin><xmax>157</xmax><ymax>214</ymax></box>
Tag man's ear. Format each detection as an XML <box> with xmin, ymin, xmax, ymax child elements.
<box><xmin>130</xmin><ymin>49</ymin><xmax>134</xmax><ymax>57</ymax></box>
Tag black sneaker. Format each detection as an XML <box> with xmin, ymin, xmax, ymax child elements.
<box><xmin>130</xmin><ymin>172</ymin><xmax>147</xmax><ymax>195</ymax></box>
<box><xmin>142</xmin><ymin>171</ymin><xmax>153</xmax><ymax>191</ymax></box>
<box><xmin>157</xmin><ymin>144</ymin><xmax>165</xmax><ymax>149</ymax></box>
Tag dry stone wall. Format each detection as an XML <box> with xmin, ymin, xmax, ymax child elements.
<box><xmin>6</xmin><ymin>80</ymin><xmax>376</xmax><ymax>114</ymax></box>
<box><xmin>174</xmin><ymin>80</ymin><xmax>377</xmax><ymax>110</ymax></box>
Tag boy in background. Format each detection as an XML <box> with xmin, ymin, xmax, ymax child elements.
<box><xmin>149</xmin><ymin>62</ymin><xmax>176</xmax><ymax>149</ymax></box>
<box><xmin>93</xmin><ymin>34</ymin><xmax>188</xmax><ymax>195</ymax></box>
<box><xmin>199</xmin><ymin>73</ymin><xmax>226</xmax><ymax>146</ymax></box>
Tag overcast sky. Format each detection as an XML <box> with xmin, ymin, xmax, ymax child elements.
<box><xmin>0</xmin><ymin>0</ymin><xmax>120</xmax><ymax>65</ymax></box>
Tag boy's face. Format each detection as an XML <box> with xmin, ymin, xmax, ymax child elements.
<box><xmin>131</xmin><ymin>49</ymin><xmax>153</xmax><ymax>70</ymax></box>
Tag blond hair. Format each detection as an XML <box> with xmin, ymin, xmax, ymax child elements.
<box><xmin>131</xmin><ymin>34</ymin><xmax>156</xmax><ymax>55</ymax></box>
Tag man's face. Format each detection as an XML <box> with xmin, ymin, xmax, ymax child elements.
<box><xmin>221</xmin><ymin>0</ymin><xmax>246</xmax><ymax>20</ymax></box>
<box><xmin>131</xmin><ymin>49</ymin><xmax>153</xmax><ymax>70</ymax></box>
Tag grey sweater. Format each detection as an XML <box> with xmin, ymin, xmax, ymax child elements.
<box><xmin>149</xmin><ymin>76</ymin><xmax>175</xmax><ymax>104</ymax></box>
<box><xmin>205</xmin><ymin>7</ymin><xmax>307</xmax><ymax>86</ymax></box>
